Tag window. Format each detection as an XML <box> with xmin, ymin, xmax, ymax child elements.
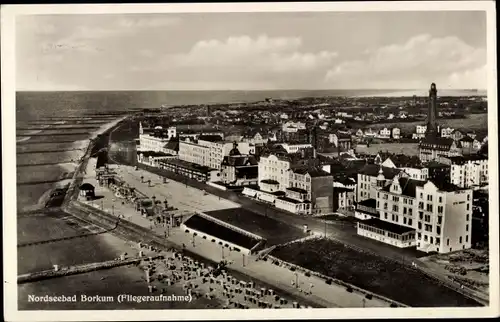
<box><xmin>408</xmin><ymin>218</ymin><xmax>413</xmax><ymax>226</ymax></box>
<box><xmin>426</xmin><ymin>204</ymin><xmax>433</xmax><ymax>212</ymax></box>
<box><xmin>377</xmin><ymin>201</ymin><xmax>380</xmax><ymax>208</ymax></box>
<box><xmin>437</xmin><ymin>206</ymin><xmax>443</xmax><ymax>214</ymax></box>
<box><xmin>430</xmin><ymin>236</ymin><xmax>433</xmax><ymax>244</ymax></box>
<box><xmin>427</xmin><ymin>195</ymin><xmax>433</xmax><ymax>202</ymax></box>
<box><xmin>384</xmin><ymin>213</ymin><xmax>388</xmax><ymax>219</ymax></box>
<box><xmin>466</xmin><ymin>214</ymin><xmax>469</xmax><ymax>221</ymax></box>
<box><xmin>459</xmin><ymin>236</ymin><xmax>462</xmax><ymax>243</ymax></box>
<box><xmin>447</xmin><ymin>238</ymin><xmax>450</xmax><ymax>246</ymax></box>
<box><xmin>393</xmin><ymin>205</ymin><xmax>398</xmax><ymax>212</ymax></box>
<box><xmin>409</xmin><ymin>208</ymin><xmax>413</xmax><ymax>216</ymax></box>
<box><xmin>418</xmin><ymin>222</ymin><xmax>422</xmax><ymax>229</ymax></box>
<box><xmin>419</xmin><ymin>202</ymin><xmax>424</xmax><ymax>210</ymax></box>
<box><xmin>403</xmin><ymin>207</ymin><xmax>407</xmax><ymax>214</ymax></box>
<box><xmin>436</xmin><ymin>226</ymin><xmax>441</xmax><ymax>234</ymax></box>
<box><xmin>467</xmin><ymin>194</ymin><xmax>470</xmax><ymax>201</ymax></box>
<box><xmin>420</xmin><ymin>193</ymin><xmax>423</xmax><ymax>198</ymax></box>
<box><xmin>403</xmin><ymin>198</ymin><xmax>407</xmax><ymax>204</ymax></box>
<box><xmin>439</xmin><ymin>196</ymin><xmax>443</xmax><ymax>203</ymax></box>
<box><xmin>418</xmin><ymin>232</ymin><xmax>421</xmax><ymax>239</ymax></box>
<box><xmin>419</xmin><ymin>212</ymin><xmax>423</xmax><ymax>220</ymax></box>
<box><xmin>466</xmin><ymin>204</ymin><xmax>470</xmax><ymax>211</ymax></box>
<box><xmin>436</xmin><ymin>237</ymin><xmax>441</xmax><ymax>245</ymax></box>
<box><xmin>466</xmin><ymin>235</ymin><xmax>468</xmax><ymax>243</ymax></box>
<box><xmin>384</xmin><ymin>203</ymin><xmax>388</xmax><ymax>210</ymax></box>
<box><xmin>466</xmin><ymin>224</ymin><xmax>469</xmax><ymax>232</ymax></box>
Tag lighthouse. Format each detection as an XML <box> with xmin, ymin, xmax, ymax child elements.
<box><xmin>426</xmin><ymin>83</ymin><xmax>438</xmax><ymax>137</ymax></box>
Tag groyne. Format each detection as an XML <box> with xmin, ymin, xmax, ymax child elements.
<box><xmin>18</xmin><ymin>255</ymin><xmax>164</xmax><ymax>284</ymax></box>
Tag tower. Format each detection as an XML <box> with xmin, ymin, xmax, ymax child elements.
<box><xmin>376</xmin><ymin>167</ymin><xmax>385</xmax><ymax>188</ymax></box>
<box><xmin>426</xmin><ymin>83</ymin><xmax>438</xmax><ymax>137</ymax></box>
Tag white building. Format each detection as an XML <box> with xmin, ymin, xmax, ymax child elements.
<box><xmin>179</xmin><ymin>136</ymin><xmax>252</xmax><ymax>170</ymax></box>
<box><xmin>279</xmin><ymin>143</ymin><xmax>313</xmax><ymax>154</ymax></box>
<box><xmin>413</xmin><ymin>125</ymin><xmax>427</xmax><ymax>140</ymax></box>
<box><xmin>138</xmin><ymin>123</ymin><xmax>177</xmax><ymax>152</ymax></box>
<box><xmin>448</xmin><ymin>155</ymin><xmax>488</xmax><ymax>188</ymax></box>
<box><xmin>392</xmin><ymin>128</ymin><xmax>401</xmax><ymax>140</ymax></box>
<box><xmin>357</xmin><ymin>164</ymin><xmax>406</xmax><ymax>202</ymax></box>
<box><xmin>441</xmin><ymin>127</ymin><xmax>454</xmax><ymax>138</ymax></box>
<box><xmin>379</xmin><ymin>128</ymin><xmax>391</xmax><ymax>139</ymax></box>
<box><xmin>282</xmin><ymin>121</ymin><xmax>306</xmax><ymax>133</ymax></box>
<box><xmin>358</xmin><ymin>175</ymin><xmax>473</xmax><ymax>253</ymax></box>
<box><xmin>258</xmin><ymin>154</ymin><xmax>292</xmax><ymax>191</ymax></box>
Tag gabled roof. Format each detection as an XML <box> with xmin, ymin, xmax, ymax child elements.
<box><xmin>428</xmin><ymin>179</ymin><xmax>462</xmax><ymax>192</ymax></box>
<box><xmin>419</xmin><ymin>136</ymin><xmax>454</xmax><ymax>151</ymax></box>
<box><xmin>382</xmin><ymin>177</ymin><xmax>426</xmax><ymax>198</ymax></box>
<box><xmin>460</xmin><ymin>136</ymin><xmax>474</xmax><ymax>142</ymax></box>
<box><xmin>386</xmin><ymin>154</ymin><xmax>423</xmax><ymax>169</ymax></box>
<box><xmin>358</xmin><ymin>164</ymin><xmax>401</xmax><ymax>179</ymax></box>
<box><xmin>163</xmin><ymin>139</ymin><xmax>179</xmax><ymax>152</ymax></box>
<box><xmin>222</xmin><ymin>155</ymin><xmax>258</xmax><ymax>167</ymax></box>
<box><xmin>292</xmin><ymin>166</ymin><xmax>332</xmax><ymax>178</ymax></box>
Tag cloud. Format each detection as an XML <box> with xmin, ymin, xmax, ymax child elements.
<box><xmin>325</xmin><ymin>34</ymin><xmax>486</xmax><ymax>89</ymax></box>
<box><xmin>173</xmin><ymin>34</ymin><xmax>338</xmax><ymax>73</ymax></box>
<box><xmin>117</xmin><ymin>16</ymin><xmax>181</xmax><ymax>28</ymax></box>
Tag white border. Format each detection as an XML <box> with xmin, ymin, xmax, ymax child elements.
<box><xmin>2</xmin><ymin>2</ymin><xmax>498</xmax><ymax>321</ymax></box>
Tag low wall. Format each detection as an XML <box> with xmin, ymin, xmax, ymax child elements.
<box><xmin>265</xmin><ymin>253</ymin><xmax>408</xmax><ymax>308</ymax></box>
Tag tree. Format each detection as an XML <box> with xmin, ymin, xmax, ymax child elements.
<box><xmin>147</xmin><ymin>179</ymin><xmax>151</xmax><ymax>187</ymax></box>
<box><xmin>140</xmin><ymin>175</ymin><xmax>144</xmax><ymax>183</ymax></box>
<box><xmin>164</xmin><ymin>199</ymin><xmax>169</xmax><ymax>209</ymax></box>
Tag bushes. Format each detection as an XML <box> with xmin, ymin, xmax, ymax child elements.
<box><xmin>304</xmin><ymin>272</ymin><xmax>311</xmax><ymax>277</ymax></box>
<box><xmin>365</xmin><ymin>294</ymin><xmax>373</xmax><ymax>300</ymax></box>
<box><xmin>325</xmin><ymin>279</ymin><xmax>332</xmax><ymax>285</ymax></box>
<box><xmin>211</xmin><ymin>239</ymin><xmax>216</xmax><ymax>243</ymax></box>
<box><xmin>289</xmin><ymin>266</ymin><xmax>296</xmax><ymax>272</ymax></box>
<box><xmin>202</xmin><ymin>236</ymin><xmax>207</xmax><ymax>239</ymax></box>
<box><xmin>390</xmin><ymin>303</ymin><xmax>398</xmax><ymax>308</ymax></box>
<box><xmin>346</xmin><ymin>287</ymin><xmax>353</xmax><ymax>293</ymax></box>
<box><xmin>185</xmin><ymin>229</ymin><xmax>190</xmax><ymax>233</ymax></box>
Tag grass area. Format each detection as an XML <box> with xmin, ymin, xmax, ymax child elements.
<box><xmin>355</xmin><ymin>143</ymin><xmax>419</xmax><ymax>156</ymax></box>
<box><xmin>369</xmin><ymin>113</ymin><xmax>487</xmax><ymax>132</ymax></box>
<box><xmin>271</xmin><ymin>238</ymin><xmax>481</xmax><ymax>307</ymax></box>
<box><xmin>205</xmin><ymin>208</ymin><xmax>307</xmax><ymax>245</ymax></box>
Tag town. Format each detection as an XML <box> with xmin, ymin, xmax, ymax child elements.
<box><xmin>68</xmin><ymin>82</ymin><xmax>489</xmax><ymax>308</ymax></box>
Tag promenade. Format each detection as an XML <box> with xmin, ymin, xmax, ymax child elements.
<box><xmin>79</xmin><ymin>159</ymin><xmax>392</xmax><ymax>308</ymax></box>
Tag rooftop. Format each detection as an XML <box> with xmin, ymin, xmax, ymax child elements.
<box><xmin>382</xmin><ymin>177</ymin><xmax>426</xmax><ymax>198</ymax></box>
<box><xmin>260</xmin><ymin>179</ymin><xmax>280</xmax><ymax>185</ymax></box>
<box><xmin>277</xmin><ymin>196</ymin><xmax>310</xmax><ymax>204</ymax></box>
<box><xmin>286</xmin><ymin>186</ymin><xmax>308</xmax><ymax>194</ymax></box>
<box><xmin>222</xmin><ymin>155</ymin><xmax>258</xmax><ymax>167</ymax></box>
<box><xmin>198</xmin><ymin>134</ymin><xmax>224</xmax><ymax>142</ymax></box>
<box><xmin>428</xmin><ymin>179</ymin><xmax>463</xmax><ymax>192</ymax></box>
<box><xmin>159</xmin><ymin>158</ymin><xmax>214</xmax><ymax>173</ymax></box>
<box><xmin>137</xmin><ymin>150</ymin><xmax>173</xmax><ymax>158</ymax></box>
<box><xmin>447</xmin><ymin>154</ymin><xmax>488</xmax><ymax>164</ymax></box>
<box><xmin>293</xmin><ymin>166</ymin><xmax>332</xmax><ymax>178</ymax></box>
<box><xmin>358</xmin><ymin>164</ymin><xmax>401</xmax><ymax>179</ymax></box>
<box><xmin>357</xmin><ymin>198</ymin><xmax>377</xmax><ymax>208</ymax></box>
<box><xmin>360</xmin><ymin>218</ymin><xmax>415</xmax><ymax>235</ymax></box>
<box><xmin>419</xmin><ymin>137</ymin><xmax>454</xmax><ymax>151</ymax></box>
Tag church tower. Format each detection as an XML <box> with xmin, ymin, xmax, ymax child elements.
<box><xmin>426</xmin><ymin>83</ymin><xmax>438</xmax><ymax>137</ymax></box>
<box><xmin>139</xmin><ymin>122</ymin><xmax>144</xmax><ymax>135</ymax></box>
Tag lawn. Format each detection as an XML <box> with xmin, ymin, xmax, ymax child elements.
<box><xmin>369</xmin><ymin>113</ymin><xmax>487</xmax><ymax>132</ymax></box>
<box><xmin>355</xmin><ymin>143</ymin><xmax>420</xmax><ymax>156</ymax></box>
<box><xmin>271</xmin><ymin>238</ymin><xmax>481</xmax><ymax>307</ymax></box>
<box><xmin>204</xmin><ymin>208</ymin><xmax>307</xmax><ymax>245</ymax></box>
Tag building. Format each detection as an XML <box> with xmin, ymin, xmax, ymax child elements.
<box><xmin>358</xmin><ymin>175</ymin><xmax>473</xmax><ymax>253</ymax></box>
<box><xmin>357</xmin><ymin>164</ymin><xmax>406</xmax><ymax>202</ymax></box>
<box><xmin>137</xmin><ymin>151</ymin><xmax>176</xmax><ymax>167</ymax></box>
<box><xmin>381</xmin><ymin>154</ymin><xmax>428</xmax><ymax>180</ymax></box>
<box><xmin>282</xmin><ymin>121</ymin><xmax>306</xmax><ymax>133</ymax></box>
<box><xmin>279</xmin><ymin>143</ymin><xmax>314</xmax><ymax>154</ymax></box>
<box><xmin>413</xmin><ymin>125</ymin><xmax>427</xmax><ymax>140</ymax></box>
<box><xmin>179</xmin><ymin>136</ymin><xmax>252</xmax><ymax>170</ymax></box>
<box><xmin>158</xmin><ymin>159</ymin><xmax>219</xmax><ymax>182</ymax></box>
<box><xmin>333</xmin><ymin>187</ymin><xmax>355</xmax><ymax>214</ymax></box>
<box><xmin>459</xmin><ymin>136</ymin><xmax>474</xmax><ymax>154</ymax></box>
<box><xmin>329</xmin><ymin>132</ymin><xmax>352</xmax><ymax>151</ymax></box>
<box><xmin>138</xmin><ymin>123</ymin><xmax>177</xmax><ymax>152</ymax></box>
<box><xmin>441</xmin><ymin>127</ymin><xmax>454</xmax><ymax>138</ymax></box>
<box><xmin>221</xmin><ymin>153</ymin><xmax>259</xmax><ymax>186</ymax></box>
<box><xmin>290</xmin><ymin>167</ymin><xmax>334</xmax><ymax>214</ymax></box>
<box><xmin>392</xmin><ymin>128</ymin><xmax>401</xmax><ymax>140</ymax></box>
<box><xmin>379</xmin><ymin>128</ymin><xmax>391</xmax><ymax>139</ymax></box>
<box><xmin>447</xmin><ymin>154</ymin><xmax>488</xmax><ymax>188</ymax></box>
<box><xmin>419</xmin><ymin>137</ymin><xmax>462</xmax><ymax>164</ymax></box>
<box><xmin>258</xmin><ymin>153</ymin><xmax>294</xmax><ymax>192</ymax></box>
<box><xmin>450</xmin><ymin>130</ymin><xmax>465</xmax><ymax>142</ymax></box>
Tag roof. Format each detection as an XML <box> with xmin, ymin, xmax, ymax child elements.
<box><xmin>358</xmin><ymin>164</ymin><xmax>401</xmax><ymax>179</ymax></box>
<box><xmin>292</xmin><ymin>167</ymin><xmax>332</xmax><ymax>178</ymax></box>
<box><xmin>184</xmin><ymin>214</ymin><xmax>260</xmax><ymax>249</ymax></box>
<box><xmin>260</xmin><ymin>179</ymin><xmax>279</xmax><ymax>185</ymax></box>
<box><xmin>428</xmin><ymin>179</ymin><xmax>463</xmax><ymax>192</ymax></box>
<box><xmin>447</xmin><ymin>154</ymin><xmax>488</xmax><ymax>164</ymax></box>
<box><xmin>360</xmin><ymin>218</ymin><xmax>415</xmax><ymax>235</ymax></box>
<box><xmin>333</xmin><ymin>187</ymin><xmax>353</xmax><ymax>194</ymax></box>
<box><xmin>198</xmin><ymin>134</ymin><xmax>223</xmax><ymax>142</ymax></box>
<box><xmin>159</xmin><ymin>158</ymin><xmax>214</xmax><ymax>173</ymax></box>
<box><xmin>386</xmin><ymin>154</ymin><xmax>423</xmax><ymax>169</ymax></box>
<box><xmin>79</xmin><ymin>183</ymin><xmax>94</xmax><ymax>190</ymax></box>
<box><xmin>382</xmin><ymin>177</ymin><xmax>426</xmax><ymax>198</ymax></box>
<box><xmin>357</xmin><ymin>198</ymin><xmax>376</xmax><ymax>208</ymax></box>
<box><xmin>460</xmin><ymin>136</ymin><xmax>474</xmax><ymax>142</ymax></box>
<box><xmin>286</xmin><ymin>187</ymin><xmax>308</xmax><ymax>194</ymax></box>
<box><xmin>222</xmin><ymin>155</ymin><xmax>258</xmax><ymax>167</ymax></box>
<box><xmin>424</xmin><ymin>160</ymin><xmax>450</xmax><ymax>168</ymax></box>
<box><xmin>164</xmin><ymin>139</ymin><xmax>179</xmax><ymax>152</ymax></box>
<box><xmin>419</xmin><ymin>137</ymin><xmax>454</xmax><ymax>151</ymax></box>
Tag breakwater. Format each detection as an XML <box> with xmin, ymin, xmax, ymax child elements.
<box><xmin>18</xmin><ymin>255</ymin><xmax>164</xmax><ymax>284</ymax></box>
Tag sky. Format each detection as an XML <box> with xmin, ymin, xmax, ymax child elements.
<box><xmin>15</xmin><ymin>11</ymin><xmax>488</xmax><ymax>91</ymax></box>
